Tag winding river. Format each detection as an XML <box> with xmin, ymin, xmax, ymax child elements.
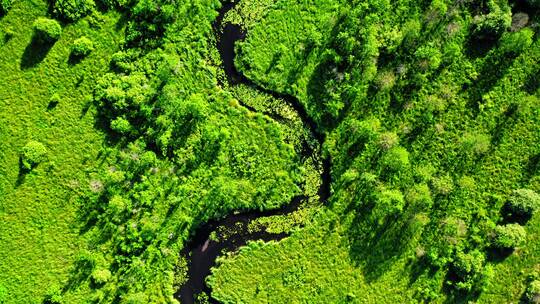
<box><xmin>177</xmin><ymin>1</ymin><xmax>331</xmax><ymax>303</ymax></box>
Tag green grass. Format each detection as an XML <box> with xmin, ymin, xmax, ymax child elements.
<box><xmin>0</xmin><ymin>1</ymin><xmax>122</xmax><ymax>302</ymax></box>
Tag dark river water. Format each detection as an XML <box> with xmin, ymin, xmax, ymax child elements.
<box><xmin>176</xmin><ymin>1</ymin><xmax>331</xmax><ymax>303</ymax></box>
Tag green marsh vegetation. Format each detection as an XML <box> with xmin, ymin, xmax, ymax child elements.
<box><xmin>0</xmin><ymin>0</ymin><xmax>539</xmax><ymax>303</ymax></box>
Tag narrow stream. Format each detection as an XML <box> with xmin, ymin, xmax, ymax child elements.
<box><xmin>176</xmin><ymin>1</ymin><xmax>331</xmax><ymax>303</ymax></box>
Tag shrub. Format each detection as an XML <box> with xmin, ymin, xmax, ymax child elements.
<box><xmin>415</xmin><ymin>44</ymin><xmax>442</xmax><ymax>70</ymax></box>
<box><xmin>32</xmin><ymin>18</ymin><xmax>62</xmax><ymax>43</ymax></box>
<box><xmin>406</xmin><ymin>183</ymin><xmax>433</xmax><ymax>209</ymax></box>
<box><xmin>492</xmin><ymin>224</ymin><xmax>526</xmax><ymax>249</ymax></box>
<box><xmin>378</xmin><ymin>131</ymin><xmax>399</xmax><ymax>150</ymax></box>
<box><xmin>507</xmin><ymin>189</ymin><xmax>540</xmax><ymax>219</ymax></box>
<box><xmin>53</xmin><ymin>0</ymin><xmax>95</xmax><ymax>21</ymax></box>
<box><xmin>0</xmin><ymin>0</ymin><xmax>13</xmax><ymax>15</ymax></box>
<box><xmin>20</xmin><ymin>141</ymin><xmax>47</xmax><ymax>170</ymax></box>
<box><xmin>91</xmin><ymin>268</ymin><xmax>111</xmax><ymax>284</ymax></box>
<box><xmin>431</xmin><ymin>175</ymin><xmax>454</xmax><ymax>195</ymax></box>
<box><xmin>526</xmin><ymin>280</ymin><xmax>540</xmax><ymax>304</ymax></box>
<box><xmin>375</xmin><ymin>188</ymin><xmax>405</xmax><ymax>214</ymax></box>
<box><xmin>381</xmin><ymin>146</ymin><xmax>410</xmax><ymax>172</ymax></box>
<box><xmin>71</xmin><ymin>36</ymin><xmax>94</xmax><ymax>57</ymax></box>
<box><xmin>462</xmin><ymin>132</ymin><xmax>491</xmax><ymax>155</ymax></box>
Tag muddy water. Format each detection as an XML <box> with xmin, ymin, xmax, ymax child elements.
<box><xmin>176</xmin><ymin>1</ymin><xmax>331</xmax><ymax>303</ymax></box>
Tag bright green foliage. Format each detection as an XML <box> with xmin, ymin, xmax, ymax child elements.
<box><xmin>0</xmin><ymin>284</ymin><xmax>6</xmax><ymax>304</ymax></box>
<box><xmin>71</xmin><ymin>36</ymin><xmax>94</xmax><ymax>57</ymax></box>
<box><xmin>381</xmin><ymin>146</ymin><xmax>410</xmax><ymax>172</ymax></box>
<box><xmin>500</xmin><ymin>28</ymin><xmax>534</xmax><ymax>55</ymax></box>
<box><xmin>20</xmin><ymin>141</ymin><xmax>47</xmax><ymax>170</ymax></box>
<box><xmin>32</xmin><ymin>17</ymin><xmax>61</xmax><ymax>43</ymax></box>
<box><xmin>0</xmin><ymin>1</ymin><xmax>122</xmax><ymax>302</ymax></box>
<box><xmin>493</xmin><ymin>224</ymin><xmax>527</xmax><ymax>249</ymax></box>
<box><xmin>507</xmin><ymin>189</ymin><xmax>540</xmax><ymax>219</ymax></box>
<box><xmin>462</xmin><ymin>132</ymin><xmax>491</xmax><ymax>155</ymax></box>
<box><xmin>526</xmin><ymin>280</ymin><xmax>540</xmax><ymax>304</ymax></box>
<box><xmin>2</xmin><ymin>0</ymin><xmax>540</xmax><ymax>303</ymax></box>
<box><xmin>91</xmin><ymin>268</ymin><xmax>112</xmax><ymax>284</ymax></box>
<box><xmin>53</xmin><ymin>0</ymin><xmax>95</xmax><ymax>21</ymax></box>
<box><xmin>209</xmin><ymin>0</ymin><xmax>540</xmax><ymax>302</ymax></box>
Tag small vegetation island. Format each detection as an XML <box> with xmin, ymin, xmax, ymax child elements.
<box><xmin>1</xmin><ymin>0</ymin><xmax>540</xmax><ymax>303</ymax></box>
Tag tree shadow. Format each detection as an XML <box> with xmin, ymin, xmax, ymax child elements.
<box><xmin>343</xmin><ymin>194</ymin><xmax>416</xmax><ymax>282</ymax></box>
<box><xmin>15</xmin><ymin>157</ymin><xmax>28</xmax><ymax>187</ymax></box>
<box><xmin>20</xmin><ymin>36</ymin><xmax>55</xmax><ymax>69</ymax></box>
<box><xmin>522</xmin><ymin>153</ymin><xmax>540</xmax><ymax>183</ymax></box>
<box><xmin>68</xmin><ymin>53</ymin><xmax>84</xmax><ymax>65</ymax></box>
<box><xmin>500</xmin><ymin>202</ymin><xmax>533</xmax><ymax>225</ymax></box>
<box><xmin>485</xmin><ymin>246</ymin><xmax>514</xmax><ymax>263</ymax></box>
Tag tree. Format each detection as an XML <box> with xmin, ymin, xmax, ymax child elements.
<box><xmin>471</xmin><ymin>1</ymin><xmax>511</xmax><ymax>38</ymax></box>
<box><xmin>20</xmin><ymin>141</ymin><xmax>47</xmax><ymax>170</ymax></box>
<box><xmin>462</xmin><ymin>132</ymin><xmax>491</xmax><ymax>155</ymax></box>
<box><xmin>451</xmin><ymin>250</ymin><xmax>486</xmax><ymax>291</ymax></box>
<box><xmin>374</xmin><ymin>187</ymin><xmax>405</xmax><ymax>218</ymax></box>
<box><xmin>492</xmin><ymin>224</ymin><xmax>526</xmax><ymax>249</ymax></box>
<box><xmin>506</xmin><ymin>189</ymin><xmax>540</xmax><ymax>219</ymax></box>
<box><xmin>499</xmin><ymin>28</ymin><xmax>534</xmax><ymax>56</ymax></box>
<box><xmin>381</xmin><ymin>146</ymin><xmax>410</xmax><ymax>172</ymax></box>
<box><xmin>32</xmin><ymin>18</ymin><xmax>62</xmax><ymax>43</ymax></box>
<box><xmin>71</xmin><ymin>36</ymin><xmax>94</xmax><ymax>57</ymax></box>
<box><xmin>526</xmin><ymin>280</ymin><xmax>540</xmax><ymax>304</ymax></box>
<box><xmin>53</xmin><ymin>0</ymin><xmax>95</xmax><ymax>21</ymax></box>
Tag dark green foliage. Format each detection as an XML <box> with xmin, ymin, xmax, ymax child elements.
<box><xmin>32</xmin><ymin>18</ymin><xmax>61</xmax><ymax>43</ymax></box>
<box><xmin>507</xmin><ymin>189</ymin><xmax>540</xmax><ymax>219</ymax></box>
<box><xmin>526</xmin><ymin>0</ymin><xmax>540</xmax><ymax>7</ymax></box>
<box><xmin>20</xmin><ymin>141</ymin><xmax>47</xmax><ymax>170</ymax></box>
<box><xmin>492</xmin><ymin>224</ymin><xmax>526</xmax><ymax>249</ymax></box>
<box><xmin>71</xmin><ymin>36</ymin><xmax>94</xmax><ymax>57</ymax></box>
<box><xmin>0</xmin><ymin>0</ymin><xmax>13</xmax><ymax>14</ymax></box>
<box><xmin>53</xmin><ymin>0</ymin><xmax>95</xmax><ymax>21</ymax></box>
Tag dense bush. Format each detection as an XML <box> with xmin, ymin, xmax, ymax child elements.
<box><xmin>32</xmin><ymin>18</ymin><xmax>61</xmax><ymax>43</ymax></box>
<box><xmin>53</xmin><ymin>0</ymin><xmax>95</xmax><ymax>21</ymax></box>
<box><xmin>71</xmin><ymin>36</ymin><xmax>94</xmax><ymax>57</ymax></box>
<box><xmin>492</xmin><ymin>224</ymin><xmax>526</xmax><ymax>249</ymax></box>
<box><xmin>20</xmin><ymin>141</ymin><xmax>47</xmax><ymax>170</ymax></box>
<box><xmin>507</xmin><ymin>189</ymin><xmax>540</xmax><ymax>219</ymax></box>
